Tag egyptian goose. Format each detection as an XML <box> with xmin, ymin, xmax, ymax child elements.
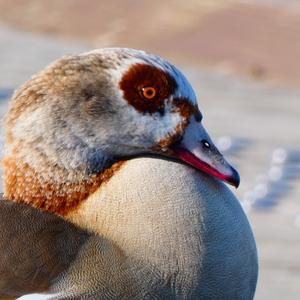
<box><xmin>0</xmin><ymin>48</ymin><xmax>258</xmax><ymax>299</ymax></box>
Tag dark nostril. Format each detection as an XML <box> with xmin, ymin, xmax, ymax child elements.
<box><xmin>201</xmin><ymin>139</ymin><xmax>211</xmax><ymax>149</ymax></box>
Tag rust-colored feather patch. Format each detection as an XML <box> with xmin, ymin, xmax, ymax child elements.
<box><xmin>3</xmin><ymin>157</ymin><xmax>125</xmax><ymax>216</ymax></box>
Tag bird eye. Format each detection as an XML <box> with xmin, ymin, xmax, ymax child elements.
<box><xmin>141</xmin><ymin>87</ymin><xmax>157</xmax><ymax>100</ymax></box>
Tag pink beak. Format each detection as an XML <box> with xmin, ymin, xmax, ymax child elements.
<box><xmin>170</xmin><ymin>117</ymin><xmax>240</xmax><ymax>188</ymax></box>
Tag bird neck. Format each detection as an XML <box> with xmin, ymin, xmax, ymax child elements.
<box><xmin>2</xmin><ymin>144</ymin><xmax>124</xmax><ymax>215</ymax></box>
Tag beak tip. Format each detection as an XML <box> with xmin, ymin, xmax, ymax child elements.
<box><xmin>228</xmin><ymin>167</ymin><xmax>240</xmax><ymax>188</ymax></box>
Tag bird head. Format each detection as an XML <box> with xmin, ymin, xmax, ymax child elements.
<box><xmin>4</xmin><ymin>48</ymin><xmax>239</xmax><ymax>189</ymax></box>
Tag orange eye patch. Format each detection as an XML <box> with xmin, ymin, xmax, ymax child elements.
<box><xmin>141</xmin><ymin>86</ymin><xmax>157</xmax><ymax>100</ymax></box>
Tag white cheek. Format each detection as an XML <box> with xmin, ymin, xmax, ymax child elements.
<box><xmin>151</xmin><ymin>104</ymin><xmax>183</xmax><ymax>141</ymax></box>
<box><xmin>124</xmin><ymin>102</ymin><xmax>183</xmax><ymax>145</ymax></box>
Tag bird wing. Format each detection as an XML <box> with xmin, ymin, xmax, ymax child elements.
<box><xmin>0</xmin><ymin>195</ymin><xmax>90</xmax><ymax>299</ymax></box>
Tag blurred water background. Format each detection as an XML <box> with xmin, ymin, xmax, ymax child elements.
<box><xmin>0</xmin><ymin>1</ymin><xmax>299</xmax><ymax>299</ymax></box>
